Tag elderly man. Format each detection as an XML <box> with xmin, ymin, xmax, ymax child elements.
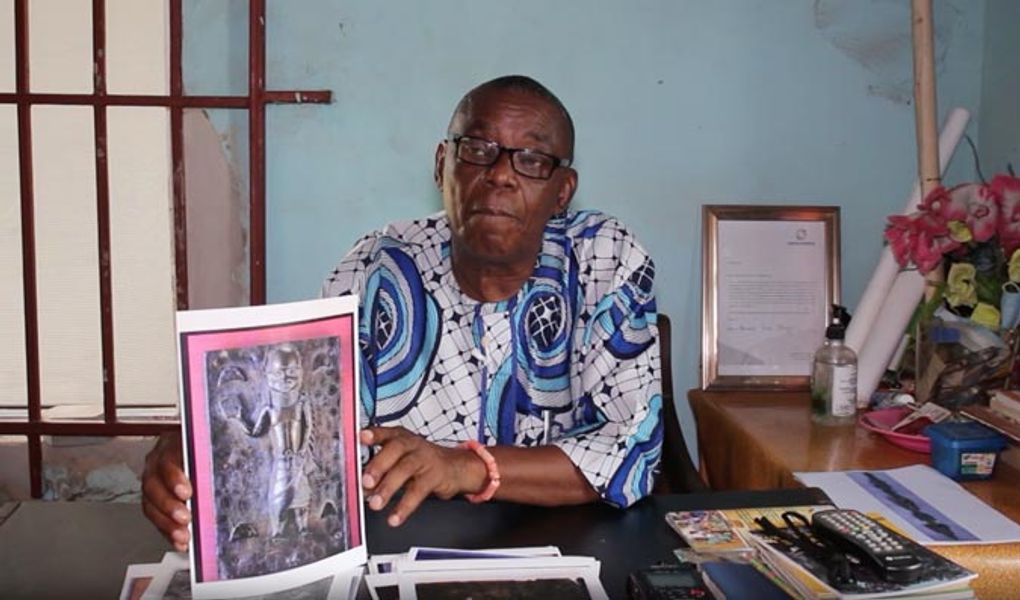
<box><xmin>143</xmin><ymin>75</ymin><xmax>663</xmax><ymax>551</ymax></box>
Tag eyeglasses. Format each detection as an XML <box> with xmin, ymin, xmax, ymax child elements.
<box><xmin>448</xmin><ymin>134</ymin><xmax>571</xmax><ymax>180</ymax></box>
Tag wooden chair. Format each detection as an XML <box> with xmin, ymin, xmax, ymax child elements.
<box><xmin>653</xmin><ymin>313</ymin><xmax>708</xmax><ymax>493</ymax></box>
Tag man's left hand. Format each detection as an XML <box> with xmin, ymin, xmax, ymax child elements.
<box><xmin>360</xmin><ymin>426</ymin><xmax>486</xmax><ymax>527</ymax></box>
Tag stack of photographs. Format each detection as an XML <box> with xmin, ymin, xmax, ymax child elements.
<box><xmin>120</xmin><ymin>552</ymin><xmax>360</xmax><ymax>600</ymax></box>
<box><xmin>364</xmin><ymin>546</ymin><xmax>608</xmax><ymax>600</ymax></box>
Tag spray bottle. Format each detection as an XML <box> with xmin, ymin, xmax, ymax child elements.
<box><xmin>811</xmin><ymin>304</ymin><xmax>857</xmax><ymax>425</ymax></box>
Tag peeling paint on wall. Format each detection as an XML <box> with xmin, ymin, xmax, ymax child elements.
<box><xmin>183</xmin><ymin>110</ymin><xmax>250</xmax><ymax>309</ymax></box>
<box><xmin>814</xmin><ymin>0</ymin><xmax>963</xmax><ymax>105</ymax></box>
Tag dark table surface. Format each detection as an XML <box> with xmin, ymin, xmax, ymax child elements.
<box><xmin>364</xmin><ymin>487</ymin><xmax>829</xmax><ymax>599</ymax></box>
<box><xmin>0</xmin><ymin>488</ymin><xmax>828</xmax><ymax>600</ymax></box>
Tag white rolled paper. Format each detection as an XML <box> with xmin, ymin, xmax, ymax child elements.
<box><xmin>848</xmin><ymin>108</ymin><xmax>971</xmax><ymax>408</ymax></box>
<box><xmin>856</xmin><ymin>270</ymin><xmax>926</xmax><ymax>408</ymax></box>
<box><xmin>846</xmin><ymin>107</ymin><xmax>970</xmax><ymax>356</ymax></box>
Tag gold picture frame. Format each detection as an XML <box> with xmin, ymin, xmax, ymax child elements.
<box><xmin>701</xmin><ymin>205</ymin><xmax>841</xmax><ymax>390</ymax></box>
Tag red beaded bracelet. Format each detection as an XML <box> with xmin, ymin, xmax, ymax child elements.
<box><xmin>459</xmin><ymin>439</ymin><xmax>501</xmax><ymax>503</ymax></box>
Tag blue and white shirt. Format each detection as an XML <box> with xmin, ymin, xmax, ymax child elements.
<box><xmin>321</xmin><ymin>210</ymin><xmax>662</xmax><ymax>507</ymax></box>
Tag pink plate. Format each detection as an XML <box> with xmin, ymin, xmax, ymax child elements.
<box><xmin>858</xmin><ymin>407</ymin><xmax>931</xmax><ymax>454</ymax></box>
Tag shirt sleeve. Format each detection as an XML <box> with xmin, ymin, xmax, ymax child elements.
<box><xmin>552</xmin><ymin>231</ymin><xmax>663</xmax><ymax>508</ymax></box>
<box><xmin>320</xmin><ymin>231</ymin><xmax>379</xmax><ymax>428</ymax></box>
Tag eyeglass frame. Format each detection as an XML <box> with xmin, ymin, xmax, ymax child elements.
<box><xmin>446</xmin><ymin>134</ymin><xmax>572</xmax><ymax>180</ymax></box>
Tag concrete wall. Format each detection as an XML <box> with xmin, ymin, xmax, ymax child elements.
<box><xmin>979</xmin><ymin>0</ymin><xmax>1020</xmax><ymax>176</ymax></box>
<box><xmin>185</xmin><ymin>1</ymin><xmax>990</xmax><ymax>458</ymax></box>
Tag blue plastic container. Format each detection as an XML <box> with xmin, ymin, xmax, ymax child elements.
<box><xmin>924</xmin><ymin>421</ymin><xmax>1008</xmax><ymax>481</ymax></box>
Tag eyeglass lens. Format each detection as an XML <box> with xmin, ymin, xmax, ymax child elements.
<box><xmin>454</xmin><ymin>136</ymin><xmax>557</xmax><ymax>179</ymax></box>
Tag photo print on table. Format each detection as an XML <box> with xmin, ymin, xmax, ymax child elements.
<box><xmin>176</xmin><ymin>297</ymin><xmax>365</xmax><ymax>599</ymax></box>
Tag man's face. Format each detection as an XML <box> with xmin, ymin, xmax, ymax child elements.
<box><xmin>435</xmin><ymin>88</ymin><xmax>577</xmax><ymax>267</ymax></box>
<box><xmin>265</xmin><ymin>350</ymin><xmax>303</xmax><ymax>394</ymax></box>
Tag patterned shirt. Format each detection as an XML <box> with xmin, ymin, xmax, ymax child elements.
<box><xmin>321</xmin><ymin>210</ymin><xmax>662</xmax><ymax>507</ymax></box>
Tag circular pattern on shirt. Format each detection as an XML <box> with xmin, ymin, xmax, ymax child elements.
<box><xmin>361</xmin><ymin>247</ymin><xmax>440</xmax><ymax>420</ymax></box>
<box><xmin>526</xmin><ymin>292</ymin><xmax>565</xmax><ymax>351</ymax></box>
<box><xmin>513</xmin><ymin>286</ymin><xmax>570</xmax><ymax>397</ymax></box>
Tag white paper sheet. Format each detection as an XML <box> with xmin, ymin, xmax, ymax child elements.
<box><xmin>716</xmin><ymin>219</ymin><xmax>827</xmax><ymax>377</ymax></box>
<box><xmin>794</xmin><ymin>464</ymin><xmax>1020</xmax><ymax>545</ymax></box>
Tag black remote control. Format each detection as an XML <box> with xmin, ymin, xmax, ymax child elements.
<box><xmin>811</xmin><ymin>509</ymin><xmax>924</xmax><ymax>583</ymax></box>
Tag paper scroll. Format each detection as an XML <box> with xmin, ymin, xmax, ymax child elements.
<box><xmin>849</xmin><ymin>108</ymin><xmax>970</xmax><ymax>408</ymax></box>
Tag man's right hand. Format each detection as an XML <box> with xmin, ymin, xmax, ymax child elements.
<box><xmin>142</xmin><ymin>432</ymin><xmax>193</xmax><ymax>551</ymax></box>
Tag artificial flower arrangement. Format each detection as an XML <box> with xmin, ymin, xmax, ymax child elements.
<box><xmin>886</xmin><ymin>174</ymin><xmax>1020</xmax><ymax>331</ymax></box>
<box><xmin>883</xmin><ymin>174</ymin><xmax>1020</xmax><ymax>404</ymax></box>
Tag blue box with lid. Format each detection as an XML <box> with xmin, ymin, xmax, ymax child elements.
<box><xmin>924</xmin><ymin>421</ymin><xmax>1008</xmax><ymax>481</ymax></box>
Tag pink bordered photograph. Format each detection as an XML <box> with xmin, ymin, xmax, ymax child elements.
<box><xmin>176</xmin><ymin>296</ymin><xmax>365</xmax><ymax>599</ymax></box>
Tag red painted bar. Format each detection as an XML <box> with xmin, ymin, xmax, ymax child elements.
<box><xmin>0</xmin><ymin>92</ymin><xmax>330</xmax><ymax>107</ymax></box>
<box><xmin>0</xmin><ymin>421</ymin><xmax>179</xmax><ymax>437</ymax></box>
<box><xmin>14</xmin><ymin>0</ymin><xmax>43</xmax><ymax>499</ymax></box>
<box><xmin>170</xmin><ymin>0</ymin><xmax>187</xmax><ymax>309</ymax></box>
<box><xmin>263</xmin><ymin>90</ymin><xmax>332</xmax><ymax>104</ymax></box>
<box><xmin>249</xmin><ymin>0</ymin><xmax>267</xmax><ymax>305</ymax></box>
<box><xmin>93</xmin><ymin>0</ymin><xmax>118</xmax><ymax>424</ymax></box>
<box><xmin>0</xmin><ymin>93</ymin><xmax>248</xmax><ymax>107</ymax></box>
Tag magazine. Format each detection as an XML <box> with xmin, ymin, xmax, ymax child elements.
<box><xmin>665</xmin><ymin>505</ymin><xmax>835</xmax><ymax>555</ymax></box>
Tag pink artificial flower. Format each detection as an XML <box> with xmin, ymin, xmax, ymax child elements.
<box><xmin>919</xmin><ymin>185</ymin><xmax>965</xmax><ymax>224</ymax></box>
<box><xmin>883</xmin><ymin>211</ymin><xmax>960</xmax><ymax>274</ymax></box>
<box><xmin>885</xmin><ymin>214</ymin><xmax>918</xmax><ymax>268</ymax></box>
<box><xmin>913</xmin><ymin>229</ymin><xmax>949</xmax><ymax>273</ymax></box>
<box><xmin>993</xmin><ymin>175</ymin><xmax>1020</xmax><ymax>255</ymax></box>
<box><xmin>951</xmin><ymin>183</ymin><xmax>999</xmax><ymax>242</ymax></box>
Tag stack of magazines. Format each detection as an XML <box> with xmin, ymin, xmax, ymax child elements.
<box><xmin>666</xmin><ymin>506</ymin><xmax>977</xmax><ymax>600</ymax></box>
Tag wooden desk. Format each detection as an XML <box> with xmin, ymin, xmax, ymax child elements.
<box><xmin>689</xmin><ymin>389</ymin><xmax>1020</xmax><ymax>599</ymax></box>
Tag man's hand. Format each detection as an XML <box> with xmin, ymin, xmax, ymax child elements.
<box><xmin>360</xmin><ymin>427</ymin><xmax>486</xmax><ymax>527</ymax></box>
<box><xmin>141</xmin><ymin>433</ymin><xmax>193</xmax><ymax>551</ymax></box>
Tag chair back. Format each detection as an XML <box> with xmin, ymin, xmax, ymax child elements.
<box><xmin>653</xmin><ymin>313</ymin><xmax>708</xmax><ymax>493</ymax></box>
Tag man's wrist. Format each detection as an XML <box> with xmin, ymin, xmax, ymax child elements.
<box><xmin>457</xmin><ymin>444</ymin><xmax>490</xmax><ymax>495</ymax></box>
<box><xmin>458</xmin><ymin>440</ymin><xmax>501</xmax><ymax>503</ymax></box>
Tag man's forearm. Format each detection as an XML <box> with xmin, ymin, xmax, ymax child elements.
<box><xmin>486</xmin><ymin>445</ymin><xmax>599</xmax><ymax>506</ymax></box>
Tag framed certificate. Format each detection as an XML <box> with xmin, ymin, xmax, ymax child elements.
<box><xmin>701</xmin><ymin>205</ymin><xmax>841</xmax><ymax>390</ymax></box>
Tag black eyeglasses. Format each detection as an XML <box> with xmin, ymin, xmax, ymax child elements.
<box><xmin>448</xmin><ymin>134</ymin><xmax>571</xmax><ymax>180</ymax></box>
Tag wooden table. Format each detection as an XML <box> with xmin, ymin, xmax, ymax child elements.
<box><xmin>689</xmin><ymin>389</ymin><xmax>1020</xmax><ymax>599</ymax></box>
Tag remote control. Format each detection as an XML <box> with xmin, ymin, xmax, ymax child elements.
<box><xmin>811</xmin><ymin>509</ymin><xmax>923</xmax><ymax>583</ymax></box>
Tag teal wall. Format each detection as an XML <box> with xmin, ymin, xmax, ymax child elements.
<box><xmin>186</xmin><ymin>1</ymin><xmax>991</xmax><ymax>458</ymax></box>
<box><xmin>980</xmin><ymin>0</ymin><xmax>1020</xmax><ymax>176</ymax></box>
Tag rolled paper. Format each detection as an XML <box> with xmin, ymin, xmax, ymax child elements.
<box><xmin>856</xmin><ymin>270</ymin><xmax>926</xmax><ymax>408</ymax></box>
<box><xmin>849</xmin><ymin>109</ymin><xmax>970</xmax><ymax>408</ymax></box>
<box><xmin>845</xmin><ymin>108</ymin><xmax>971</xmax><ymax>358</ymax></box>
<box><xmin>886</xmin><ymin>333</ymin><xmax>910</xmax><ymax>373</ymax></box>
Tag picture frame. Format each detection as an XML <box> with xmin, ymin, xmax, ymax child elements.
<box><xmin>176</xmin><ymin>296</ymin><xmax>365</xmax><ymax>599</ymax></box>
<box><xmin>701</xmin><ymin>205</ymin><xmax>840</xmax><ymax>390</ymax></box>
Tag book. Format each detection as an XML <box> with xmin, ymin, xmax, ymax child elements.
<box><xmin>990</xmin><ymin>390</ymin><xmax>1020</xmax><ymax>422</ymax></box>
<box><xmin>961</xmin><ymin>404</ymin><xmax>1020</xmax><ymax>443</ymax></box>
<box><xmin>700</xmin><ymin>561</ymin><xmax>793</xmax><ymax>600</ymax></box>
<box><xmin>744</xmin><ymin>524</ymin><xmax>976</xmax><ymax>599</ymax></box>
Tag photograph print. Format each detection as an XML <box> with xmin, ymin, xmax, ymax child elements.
<box><xmin>176</xmin><ymin>296</ymin><xmax>364</xmax><ymax>598</ymax></box>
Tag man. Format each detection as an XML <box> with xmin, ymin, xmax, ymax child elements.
<box><xmin>143</xmin><ymin>75</ymin><xmax>663</xmax><ymax>551</ymax></box>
